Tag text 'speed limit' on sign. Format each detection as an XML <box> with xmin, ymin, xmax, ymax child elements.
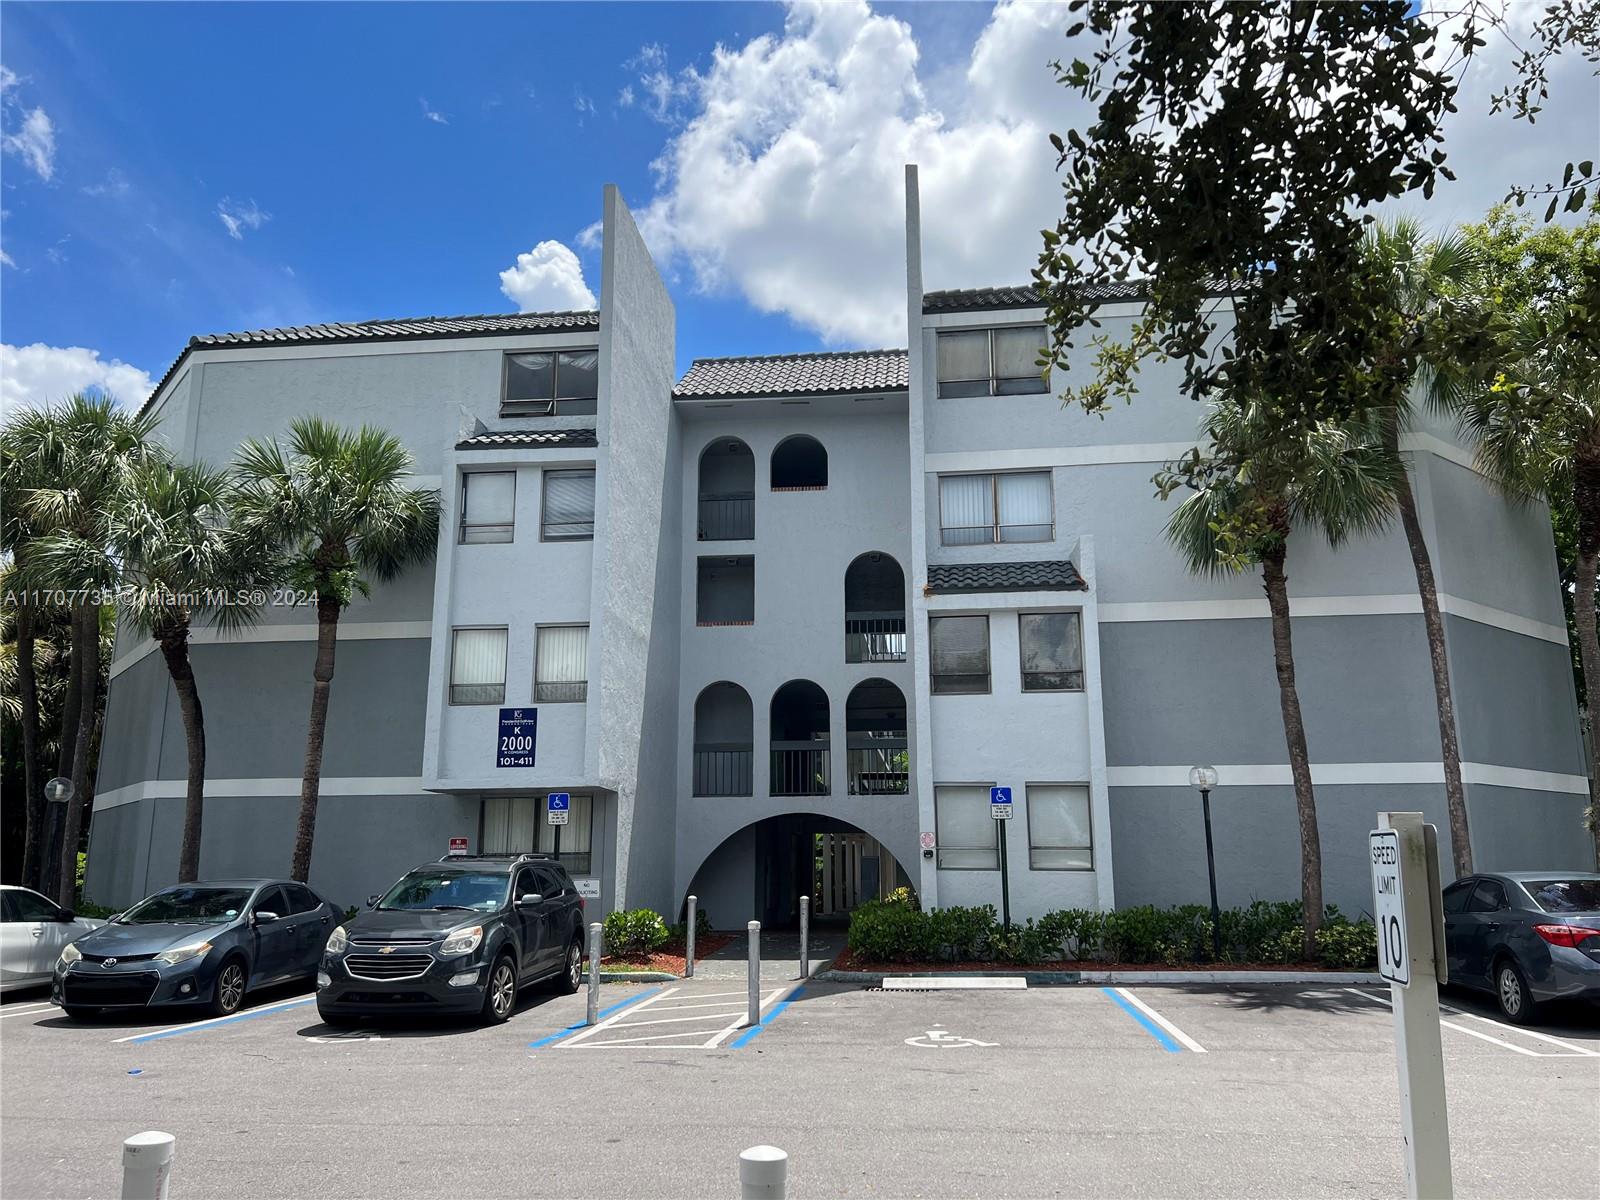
<box><xmin>1370</xmin><ymin>830</ymin><xmax>1408</xmax><ymax>986</ymax></box>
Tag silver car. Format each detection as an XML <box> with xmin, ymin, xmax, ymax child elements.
<box><xmin>0</xmin><ymin>885</ymin><xmax>104</xmax><ymax>994</ymax></box>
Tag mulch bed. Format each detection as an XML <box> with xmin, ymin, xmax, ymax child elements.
<box><xmin>600</xmin><ymin>932</ymin><xmax>736</xmax><ymax>975</ymax></box>
<box><xmin>831</xmin><ymin>949</ymin><xmax>1335</xmax><ymax>973</ymax></box>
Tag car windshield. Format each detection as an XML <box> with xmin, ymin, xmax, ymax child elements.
<box><xmin>1524</xmin><ymin>879</ymin><xmax>1600</xmax><ymax>914</ymax></box>
<box><xmin>119</xmin><ymin>887</ymin><xmax>255</xmax><ymax>924</ymax></box>
<box><xmin>378</xmin><ymin>870</ymin><xmax>507</xmax><ymax>912</ymax></box>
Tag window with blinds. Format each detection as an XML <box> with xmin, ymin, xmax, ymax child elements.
<box><xmin>535</xmin><ymin>624</ymin><xmax>589</xmax><ymax>702</ymax></box>
<box><xmin>450</xmin><ymin>627</ymin><xmax>507</xmax><ymax>705</ymax></box>
<box><xmin>935</xmin><ymin>326</ymin><xmax>1049</xmax><ymax>398</ymax></box>
<box><xmin>1027</xmin><ymin>783</ymin><xmax>1093</xmax><ymax>870</ymax></box>
<box><xmin>935</xmin><ymin>784</ymin><xmax>999</xmax><ymax>869</ymax></box>
<box><xmin>929</xmin><ymin>615</ymin><xmax>990</xmax><ymax>694</ymax></box>
<box><xmin>1019</xmin><ymin>611</ymin><xmax>1085</xmax><ymax>691</ymax></box>
<box><xmin>542</xmin><ymin>470</ymin><xmax>596</xmax><ymax>540</ymax></box>
<box><xmin>938</xmin><ymin>472</ymin><xmax>1052</xmax><ymax>545</ymax></box>
<box><xmin>459</xmin><ymin>472</ymin><xmax>515</xmax><ymax>544</ymax></box>
<box><xmin>482</xmin><ymin>794</ymin><xmax>594</xmax><ymax>873</ymax></box>
<box><xmin>502</xmin><ymin>349</ymin><xmax>600</xmax><ymax>416</ymax></box>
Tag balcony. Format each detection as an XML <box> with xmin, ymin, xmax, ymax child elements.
<box><xmin>697</xmin><ymin>555</ymin><xmax>755</xmax><ymax>626</ymax></box>
<box><xmin>845</xmin><ymin>612</ymin><xmax>907</xmax><ymax>664</ymax></box>
<box><xmin>846</xmin><ymin>678</ymin><xmax>908</xmax><ymax>795</ymax></box>
<box><xmin>699</xmin><ymin>438</ymin><xmax>755</xmax><ymax>540</ymax></box>
<box><xmin>771</xmin><ymin>743</ymin><xmax>831</xmax><ymax>796</ymax></box>
<box><xmin>693</xmin><ymin>745</ymin><xmax>753</xmax><ymax>797</ymax></box>
<box><xmin>698</xmin><ymin>493</ymin><xmax>755</xmax><ymax>541</ymax></box>
<box><xmin>846</xmin><ymin>744</ymin><xmax>909</xmax><ymax>795</ymax></box>
<box><xmin>844</xmin><ymin>553</ymin><xmax>906</xmax><ymax>663</ymax></box>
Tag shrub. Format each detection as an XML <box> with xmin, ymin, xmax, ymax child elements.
<box><xmin>669</xmin><ymin>906</ymin><xmax>713</xmax><ymax>941</ymax></box>
<box><xmin>1316</xmin><ymin>918</ymin><xmax>1378</xmax><ymax>969</ymax></box>
<box><xmin>848</xmin><ymin>897</ymin><xmax>933</xmax><ymax>962</ymax></box>
<box><xmin>602</xmin><ymin>908</ymin><xmax>669</xmax><ymax>957</ymax></box>
<box><xmin>927</xmin><ymin>905</ymin><xmax>999</xmax><ymax>961</ymax></box>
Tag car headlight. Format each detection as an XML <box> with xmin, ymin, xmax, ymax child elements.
<box><xmin>154</xmin><ymin>941</ymin><xmax>212</xmax><ymax>966</ymax></box>
<box><xmin>58</xmin><ymin>942</ymin><xmax>82</xmax><ymax>967</ymax></box>
<box><xmin>440</xmin><ymin>925</ymin><xmax>483</xmax><ymax>957</ymax></box>
<box><xmin>325</xmin><ymin>925</ymin><xmax>349</xmax><ymax>955</ymax></box>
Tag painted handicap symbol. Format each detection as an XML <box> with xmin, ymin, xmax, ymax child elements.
<box><xmin>904</xmin><ymin>1025</ymin><xmax>997</xmax><ymax>1049</ymax></box>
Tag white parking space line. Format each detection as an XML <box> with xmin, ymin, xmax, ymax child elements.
<box><xmin>1344</xmin><ymin>988</ymin><xmax>1574</xmax><ymax>1057</ymax></box>
<box><xmin>1113</xmin><ymin>987</ymin><xmax>1208</xmax><ymax>1053</ymax></box>
<box><xmin>557</xmin><ymin>986</ymin><xmax>681</xmax><ymax>1048</ymax></box>
<box><xmin>606</xmin><ymin>1009</ymin><xmax>747</xmax><ymax>1030</ymax></box>
<box><xmin>702</xmin><ymin>987</ymin><xmax>789</xmax><ymax>1049</ymax></box>
<box><xmin>623</xmin><ymin>998</ymin><xmax>757</xmax><ymax>1014</ymax></box>
<box><xmin>110</xmin><ymin>993</ymin><xmax>314</xmax><ymax>1043</ymax></box>
<box><xmin>1441</xmin><ymin>1005</ymin><xmax>1600</xmax><ymax>1057</ymax></box>
<box><xmin>0</xmin><ymin>1003</ymin><xmax>58</xmax><ymax>1019</ymax></box>
<box><xmin>571</xmin><ymin>1028</ymin><xmax>729</xmax><ymax>1048</ymax></box>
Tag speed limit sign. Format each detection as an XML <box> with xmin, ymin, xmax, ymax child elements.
<box><xmin>1369</xmin><ymin>829</ymin><xmax>1408</xmax><ymax>985</ymax></box>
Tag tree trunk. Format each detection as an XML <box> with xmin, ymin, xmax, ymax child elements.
<box><xmin>290</xmin><ymin>595</ymin><xmax>342</xmax><ymax>883</ymax></box>
<box><xmin>1389</xmin><ymin>434</ymin><xmax>1472</xmax><ymax>875</ymax></box>
<box><xmin>1261</xmin><ymin>545</ymin><xmax>1323</xmax><ymax>957</ymax></box>
<box><xmin>55</xmin><ymin>606</ymin><xmax>100</xmax><ymax>908</ymax></box>
<box><xmin>56</xmin><ymin>614</ymin><xmax>82</xmax><ymax>779</ymax></box>
<box><xmin>1572</xmin><ymin>451</ymin><xmax>1600</xmax><ymax>868</ymax></box>
<box><xmin>159</xmin><ymin>620</ymin><xmax>207</xmax><ymax>883</ymax></box>
<box><xmin>16</xmin><ymin>605</ymin><xmax>45</xmax><ymax>890</ymax></box>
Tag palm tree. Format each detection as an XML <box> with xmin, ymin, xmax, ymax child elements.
<box><xmin>0</xmin><ymin>437</ymin><xmax>48</xmax><ymax>887</ymax></box>
<box><xmin>109</xmin><ymin>459</ymin><xmax>264</xmax><ymax>882</ymax></box>
<box><xmin>230</xmin><ymin>418</ymin><xmax>439</xmax><ymax>883</ymax></box>
<box><xmin>1163</xmin><ymin>398</ymin><xmax>1401</xmax><ymax>955</ymax></box>
<box><xmin>9</xmin><ymin>395</ymin><xmax>161</xmax><ymax>905</ymax></box>
<box><xmin>1359</xmin><ymin>218</ymin><xmax>1484</xmax><ymax>876</ymax></box>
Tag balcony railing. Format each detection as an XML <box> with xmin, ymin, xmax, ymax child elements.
<box><xmin>771</xmin><ymin>743</ymin><xmax>831</xmax><ymax>796</ymax></box>
<box><xmin>698</xmin><ymin>494</ymin><xmax>755</xmax><ymax>541</ymax></box>
<box><xmin>845</xmin><ymin>611</ymin><xmax>907</xmax><ymax>663</ymax></box>
<box><xmin>847</xmin><ymin>742</ymin><xmax>908</xmax><ymax>795</ymax></box>
<box><xmin>693</xmin><ymin>746</ymin><xmax>753</xmax><ymax>797</ymax></box>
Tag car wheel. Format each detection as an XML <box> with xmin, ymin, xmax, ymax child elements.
<box><xmin>481</xmin><ymin>954</ymin><xmax>517</xmax><ymax>1025</ymax></box>
<box><xmin>1494</xmin><ymin>957</ymin><xmax>1537</xmax><ymax>1025</ymax></box>
<box><xmin>209</xmin><ymin>958</ymin><xmax>248</xmax><ymax>1017</ymax></box>
<box><xmin>553</xmin><ymin>938</ymin><xmax>583</xmax><ymax>995</ymax></box>
<box><xmin>60</xmin><ymin>1005</ymin><xmax>97</xmax><ymax>1021</ymax></box>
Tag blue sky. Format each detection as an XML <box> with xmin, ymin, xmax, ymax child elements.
<box><xmin>2</xmin><ymin>1</ymin><xmax>1592</xmax><ymax>413</ymax></box>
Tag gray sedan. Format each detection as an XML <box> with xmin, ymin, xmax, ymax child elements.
<box><xmin>1441</xmin><ymin>871</ymin><xmax>1600</xmax><ymax>1023</ymax></box>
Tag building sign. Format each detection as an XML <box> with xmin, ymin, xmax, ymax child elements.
<box><xmin>497</xmin><ymin>708</ymin><xmax>537</xmax><ymax>768</ymax></box>
<box><xmin>1369</xmin><ymin>830</ymin><xmax>1408</xmax><ymax>986</ymax></box>
<box><xmin>547</xmin><ymin>792</ymin><xmax>570</xmax><ymax>826</ymax></box>
<box><xmin>990</xmin><ymin>786</ymin><xmax>1013</xmax><ymax>820</ymax></box>
<box><xmin>919</xmin><ymin>832</ymin><xmax>936</xmax><ymax>852</ymax></box>
<box><xmin>574</xmin><ymin>878</ymin><xmax>601</xmax><ymax>899</ymax></box>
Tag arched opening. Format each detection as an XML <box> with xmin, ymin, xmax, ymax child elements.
<box><xmin>693</xmin><ymin>682</ymin><xmax>753</xmax><ymax>796</ymax></box>
<box><xmin>845</xmin><ymin>679</ymin><xmax>908</xmax><ymax>795</ymax></box>
<box><xmin>685</xmin><ymin>814</ymin><xmax>918</xmax><ymax>930</ymax></box>
<box><xmin>769</xmin><ymin>680</ymin><xmax>830</xmax><ymax>796</ymax></box>
<box><xmin>697</xmin><ymin>438</ymin><xmax>754</xmax><ymax>540</ymax></box>
<box><xmin>771</xmin><ymin>435</ymin><xmax>827</xmax><ymax>489</ymax></box>
<box><xmin>843</xmin><ymin>551</ymin><xmax>906</xmax><ymax>663</ymax></box>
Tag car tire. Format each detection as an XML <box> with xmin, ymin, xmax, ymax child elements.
<box><xmin>480</xmin><ymin>953</ymin><xmax>517</xmax><ymax>1025</ymax></box>
<box><xmin>60</xmin><ymin>1005</ymin><xmax>97</xmax><ymax>1021</ymax></box>
<box><xmin>1493</xmin><ymin>957</ymin><xmax>1538</xmax><ymax>1025</ymax></box>
<box><xmin>552</xmin><ymin>937</ymin><xmax>583</xmax><ymax>995</ymax></box>
<box><xmin>209</xmin><ymin>958</ymin><xmax>248</xmax><ymax>1017</ymax></box>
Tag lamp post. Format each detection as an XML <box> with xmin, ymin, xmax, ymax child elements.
<box><xmin>42</xmin><ymin>777</ymin><xmax>74</xmax><ymax>899</ymax></box>
<box><xmin>1189</xmin><ymin>766</ymin><xmax>1222</xmax><ymax>961</ymax></box>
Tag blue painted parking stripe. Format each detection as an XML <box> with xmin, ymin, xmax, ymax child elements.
<box><xmin>123</xmin><ymin>997</ymin><xmax>317</xmax><ymax>1044</ymax></box>
<box><xmin>1101</xmin><ymin>987</ymin><xmax>1181</xmax><ymax>1053</ymax></box>
<box><xmin>527</xmin><ymin>987</ymin><xmax>663</xmax><ymax>1048</ymax></box>
<box><xmin>729</xmin><ymin>985</ymin><xmax>805</xmax><ymax>1049</ymax></box>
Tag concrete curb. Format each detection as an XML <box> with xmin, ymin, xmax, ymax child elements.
<box><xmin>585</xmin><ymin>970</ymin><xmax>682</xmax><ymax>983</ymax></box>
<box><xmin>815</xmin><ymin>968</ymin><xmax>1385</xmax><ymax>987</ymax></box>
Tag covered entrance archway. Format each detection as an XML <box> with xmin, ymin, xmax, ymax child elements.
<box><xmin>685</xmin><ymin>814</ymin><xmax>917</xmax><ymax>930</ymax></box>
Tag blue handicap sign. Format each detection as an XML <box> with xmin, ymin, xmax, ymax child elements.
<box><xmin>497</xmin><ymin>708</ymin><xmax>537</xmax><ymax>768</ymax></box>
<box><xmin>548</xmin><ymin>792</ymin><xmax>571</xmax><ymax>812</ymax></box>
<box><xmin>990</xmin><ymin>786</ymin><xmax>1012</xmax><ymax>806</ymax></box>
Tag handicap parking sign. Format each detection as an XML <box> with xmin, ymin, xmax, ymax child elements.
<box><xmin>547</xmin><ymin>792</ymin><xmax>570</xmax><ymax>826</ymax></box>
<box><xmin>990</xmin><ymin>786</ymin><xmax>1013</xmax><ymax>820</ymax></box>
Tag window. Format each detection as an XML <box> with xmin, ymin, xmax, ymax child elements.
<box><xmin>460</xmin><ymin>472</ymin><xmax>515</xmax><ymax>544</ymax></box>
<box><xmin>1019</xmin><ymin>612</ymin><xmax>1084</xmax><ymax>691</ymax></box>
<box><xmin>2</xmin><ymin>888</ymin><xmax>60</xmax><ymax>922</ymax></box>
<box><xmin>450</xmin><ymin>627</ymin><xmax>507</xmax><ymax>705</ymax></box>
<box><xmin>936</xmin><ymin>326</ymin><xmax>1049</xmax><ymax>398</ymax></box>
<box><xmin>1467</xmin><ymin>879</ymin><xmax>1508</xmax><ymax>913</ymax></box>
<box><xmin>1525</xmin><ymin>878</ymin><xmax>1600</xmax><ymax>913</ymax></box>
<box><xmin>535</xmin><ymin>624</ymin><xmax>589</xmax><ymax>702</ymax></box>
<box><xmin>1027</xmin><ymin>784</ymin><xmax>1092</xmax><ymax>870</ymax></box>
<box><xmin>697</xmin><ymin>556</ymin><xmax>755</xmax><ymax>625</ymax></box>
<box><xmin>935</xmin><ymin>785</ymin><xmax>999</xmax><ymax>869</ymax></box>
<box><xmin>541</xmin><ymin>469</ymin><xmax>596</xmax><ymax>540</ymax></box>
<box><xmin>536</xmin><ymin>794</ymin><xmax>592</xmax><ymax>873</ymax></box>
<box><xmin>939</xmin><ymin>472</ymin><xmax>1052</xmax><ymax>544</ymax></box>
<box><xmin>1441</xmin><ymin>879</ymin><xmax>1476</xmax><ymax>914</ymax></box>
<box><xmin>502</xmin><ymin>349</ymin><xmax>599</xmax><ymax>416</ymax></box>
<box><xmin>281</xmin><ymin>884</ymin><xmax>321</xmax><ymax>915</ymax></box>
<box><xmin>483</xmin><ymin>795</ymin><xmax>593</xmax><ymax>874</ymax></box>
<box><xmin>771</xmin><ymin>436</ymin><xmax>828</xmax><ymax>489</ymax></box>
<box><xmin>929</xmin><ymin>615</ymin><xmax>990</xmax><ymax>694</ymax></box>
<box><xmin>254</xmin><ymin>886</ymin><xmax>292</xmax><ymax>918</ymax></box>
<box><xmin>513</xmin><ymin>868</ymin><xmax>539</xmax><ymax>901</ymax></box>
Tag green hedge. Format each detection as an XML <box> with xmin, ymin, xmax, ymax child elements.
<box><xmin>602</xmin><ymin>908</ymin><xmax>670</xmax><ymax>957</ymax></box>
<box><xmin>847</xmin><ymin>894</ymin><xmax>1377</xmax><ymax>968</ymax></box>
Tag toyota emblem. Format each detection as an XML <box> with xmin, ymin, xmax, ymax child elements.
<box><xmin>101</xmin><ymin>958</ymin><xmax>117</xmax><ymax>968</ymax></box>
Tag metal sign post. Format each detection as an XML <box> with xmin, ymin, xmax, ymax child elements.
<box><xmin>547</xmin><ymin>792</ymin><xmax>569</xmax><ymax>862</ymax></box>
<box><xmin>990</xmin><ymin>787</ymin><xmax>1013</xmax><ymax>931</ymax></box>
<box><xmin>1372</xmin><ymin>812</ymin><xmax>1452</xmax><ymax>1200</ymax></box>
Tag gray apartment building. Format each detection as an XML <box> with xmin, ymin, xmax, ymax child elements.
<box><xmin>85</xmin><ymin>176</ymin><xmax>1591</xmax><ymax>929</ymax></box>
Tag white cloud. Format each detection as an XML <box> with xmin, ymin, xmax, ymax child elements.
<box><xmin>624</xmin><ymin>42</ymin><xmax>697</xmax><ymax>123</ymax></box>
<box><xmin>217</xmin><ymin>196</ymin><xmax>270</xmax><ymax>240</ymax></box>
<box><xmin>0</xmin><ymin>343</ymin><xmax>155</xmax><ymax>416</ymax></box>
<box><xmin>420</xmin><ymin>97</ymin><xmax>449</xmax><ymax>125</ymax></box>
<box><xmin>498</xmin><ymin>240</ymin><xmax>598</xmax><ymax>312</ymax></box>
<box><xmin>81</xmin><ymin>167</ymin><xmax>130</xmax><ymax>198</ymax></box>
<box><xmin>633</xmin><ymin>0</ymin><xmax>1084</xmax><ymax>345</ymax></box>
<box><xmin>1</xmin><ymin>248</ymin><xmax>14</xmax><ymax>269</ymax></box>
<box><xmin>2</xmin><ymin>104</ymin><xmax>56</xmax><ymax>182</ymax></box>
<box><xmin>618</xmin><ymin>84</ymin><xmax>635</xmax><ymax>109</ymax></box>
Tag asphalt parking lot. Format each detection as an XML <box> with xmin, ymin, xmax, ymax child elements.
<box><xmin>1</xmin><ymin>978</ymin><xmax>1595</xmax><ymax>1199</ymax></box>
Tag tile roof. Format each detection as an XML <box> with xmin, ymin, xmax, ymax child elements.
<box><xmin>922</xmin><ymin>282</ymin><xmax>1148</xmax><ymax>313</ymax></box>
<box><xmin>674</xmin><ymin>349</ymin><xmax>909</xmax><ymax>400</ymax></box>
<box><xmin>925</xmin><ymin>560</ymin><xmax>1088</xmax><ymax>594</ymax></box>
<box><xmin>456</xmin><ymin>428</ymin><xmax>599</xmax><ymax>450</ymax></box>
<box><xmin>142</xmin><ymin>311</ymin><xmax>600</xmax><ymax>416</ymax></box>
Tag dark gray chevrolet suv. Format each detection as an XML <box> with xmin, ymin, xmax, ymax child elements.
<box><xmin>316</xmin><ymin>854</ymin><xmax>585</xmax><ymax>1026</ymax></box>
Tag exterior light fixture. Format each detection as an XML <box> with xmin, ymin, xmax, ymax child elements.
<box><xmin>1189</xmin><ymin>766</ymin><xmax>1222</xmax><ymax>960</ymax></box>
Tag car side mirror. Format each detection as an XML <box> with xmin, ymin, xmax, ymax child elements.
<box><xmin>517</xmin><ymin>893</ymin><xmax>543</xmax><ymax>908</ymax></box>
<box><xmin>57</xmin><ymin>909</ymin><xmax>77</xmax><ymax>922</ymax></box>
<box><xmin>253</xmin><ymin>911</ymin><xmax>280</xmax><ymax>925</ymax></box>
<box><xmin>367</xmin><ymin>895</ymin><xmax>379</xmax><ymax>908</ymax></box>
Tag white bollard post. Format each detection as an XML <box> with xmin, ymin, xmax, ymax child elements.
<box><xmin>121</xmin><ymin>1131</ymin><xmax>174</xmax><ymax>1200</ymax></box>
<box><xmin>586</xmin><ymin>921</ymin><xmax>602</xmax><ymax>1026</ymax></box>
<box><xmin>739</xmin><ymin>1145</ymin><xmax>788</xmax><ymax>1199</ymax></box>
<box><xmin>685</xmin><ymin>894</ymin><xmax>697</xmax><ymax>979</ymax></box>
<box><xmin>746</xmin><ymin>919</ymin><xmax>761</xmax><ymax>1026</ymax></box>
<box><xmin>798</xmin><ymin>895</ymin><xmax>810</xmax><ymax>980</ymax></box>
